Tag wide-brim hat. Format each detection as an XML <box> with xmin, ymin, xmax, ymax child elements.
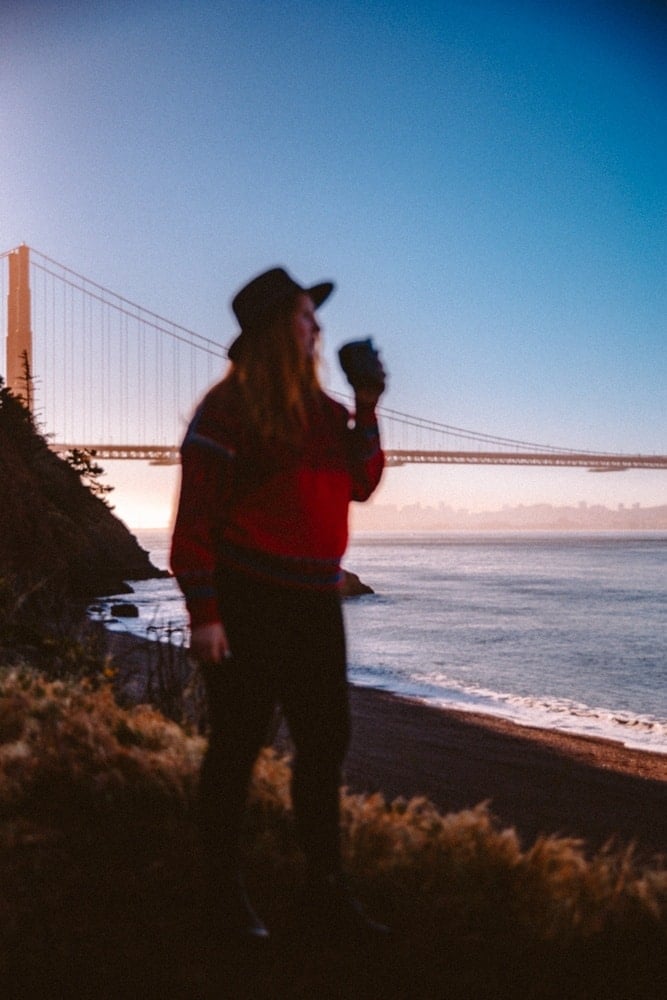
<box><xmin>228</xmin><ymin>267</ymin><xmax>334</xmax><ymax>361</ymax></box>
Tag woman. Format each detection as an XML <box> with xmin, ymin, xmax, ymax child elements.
<box><xmin>171</xmin><ymin>266</ymin><xmax>387</xmax><ymax>942</ymax></box>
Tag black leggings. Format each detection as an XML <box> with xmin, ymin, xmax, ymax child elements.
<box><xmin>199</xmin><ymin>570</ymin><xmax>350</xmax><ymax>875</ymax></box>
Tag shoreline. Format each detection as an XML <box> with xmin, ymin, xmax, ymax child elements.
<box><xmin>344</xmin><ymin>676</ymin><xmax>667</xmax><ymax>759</ymax></box>
<box><xmin>107</xmin><ymin>631</ymin><xmax>667</xmax><ymax>861</ymax></box>
<box><xmin>129</xmin><ymin>529</ymin><xmax>667</xmax><ymax>757</ymax></box>
<box><xmin>341</xmin><ymin>685</ymin><xmax>667</xmax><ymax>860</ymax></box>
<box><xmin>104</xmin><ymin>618</ymin><xmax>667</xmax><ymax>759</ymax></box>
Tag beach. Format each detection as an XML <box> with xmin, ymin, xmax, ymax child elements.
<box><xmin>108</xmin><ymin>632</ymin><xmax>667</xmax><ymax>862</ymax></box>
<box><xmin>341</xmin><ymin>686</ymin><xmax>667</xmax><ymax>861</ymax></box>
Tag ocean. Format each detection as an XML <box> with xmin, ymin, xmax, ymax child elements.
<box><xmin>102</xmin><ymin>529</ymin><xmax>667</xmax><ymax>755</ymax></box>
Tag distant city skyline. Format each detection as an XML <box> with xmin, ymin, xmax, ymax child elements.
<box><xmin>98</xmin><ymin>457</ymin><xmax>667</xmax><ymax>531</ymax></box>
<box><xmin>350</xmin><ymin>497</ymin><xmax>667</xmax><ymax>533</ymax></box>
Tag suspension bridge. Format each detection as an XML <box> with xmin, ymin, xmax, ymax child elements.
<box><xmin>2</xmin><ymin>244</ymin><xmax>665</xmax><ymax>472</ymax></box>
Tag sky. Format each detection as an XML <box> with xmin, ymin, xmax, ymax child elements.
<box><xmin>1</xmin><ymin>0</ymin><xmax>665</xmax><ymax>528</ymax></box>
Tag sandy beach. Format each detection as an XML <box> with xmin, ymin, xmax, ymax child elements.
<box><xmin>108</xmin><ymin>631</ymin><xmax>666</xmax><ymax>863</ymax></box>
<box><xmin>341</xmin><ymin>685</ymin><xmax>667</xmax><ymax>861</ymax></box>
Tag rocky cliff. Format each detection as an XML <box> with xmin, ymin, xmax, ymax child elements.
<box><xmin>0</xmin><ymin>382</ymin><xmax>162</xmax><ymax>611</ymax></box>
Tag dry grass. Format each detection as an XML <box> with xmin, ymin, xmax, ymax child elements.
<box><xmin>1</xmin><ymin>665</ymin><xmax>665</xmax><ymax>999</ymax></box>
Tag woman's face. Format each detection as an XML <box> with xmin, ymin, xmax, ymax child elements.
<box><xmin>290</xmin><ymin>293</ymin><xmax>321</xmax><ymax>359</ymax></box>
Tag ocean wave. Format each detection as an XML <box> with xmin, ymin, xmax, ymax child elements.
<box><xmin>351</xmin><ymin>666</ymin><xmax>667</xmax><ymax>755</ymax></box>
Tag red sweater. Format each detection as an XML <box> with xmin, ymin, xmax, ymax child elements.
<box><xmin>170</xmin><ymin>380</ymin><xmax>384</xmax><ymax>628</ymax></box>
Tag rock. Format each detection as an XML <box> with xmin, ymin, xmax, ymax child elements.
<box><xmin>339</xmin><ymin>569</ymin><xmax>374</xmax><ymax>598</ymax></box>
<box><xmin>110</xmin><ymin>603</ymin><xmax>139</xmax><ymax>618</ymax></box>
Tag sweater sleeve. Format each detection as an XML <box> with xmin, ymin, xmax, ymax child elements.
<box><xmin>170</xmin><ymin>397</ymin><xmax>236</xmax><ymax>629</ymax></box>
<box><xmin>348</xmin><ymin>401</ymin><xmax>384</xmax><ymax>501</ymax></box>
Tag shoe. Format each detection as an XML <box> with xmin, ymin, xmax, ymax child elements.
<box><xmin>305</xmin><ymin>872</ymin><xmax>390</xmax><ymax>942</ymax></box>
<box><xmin>207</xmin><ymin>869</ymin><xmax>270</xmax><ymax>943</ymax></box>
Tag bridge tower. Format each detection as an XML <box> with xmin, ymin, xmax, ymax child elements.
<box><xmin>5</xmin><ymin>244</ymin><xmax>33</xmax><ymax>407</ymax></box>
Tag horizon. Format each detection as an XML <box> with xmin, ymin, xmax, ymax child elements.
<box><xmin>123</xmin><ymin>487</ymin><xmax>667</xmax><ymax>534</ymax></box>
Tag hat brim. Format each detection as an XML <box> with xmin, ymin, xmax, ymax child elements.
<box><xmin>307</xmin><ymin>281</ymin><xmax>334</xmax><ymax>309</ymax></box>
<box><xmin>227</xmin><ymin>280</ymin><xmax>335</xmax><ymax>361</ymax></box>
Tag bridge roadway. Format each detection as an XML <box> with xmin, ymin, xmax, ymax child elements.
<box><xmin>50</xmin><ymin>444</ymin><xmax>667</xmax><ymax>471</ymax></box>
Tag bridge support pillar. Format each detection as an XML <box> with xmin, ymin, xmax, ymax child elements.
<box><xmin>6</xmin><ymin>244</ymin><xmax>33</xmax><ymax>407</ymax></box>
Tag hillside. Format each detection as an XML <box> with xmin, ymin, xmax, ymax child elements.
<box><xmin>0</xmin><ymin>380</ymin><xmax>162</xmax><ymax>617</ymax></box>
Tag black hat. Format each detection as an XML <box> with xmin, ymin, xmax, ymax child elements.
<box><xmin>228</xmin><ymin>267</ymin><xmax>334</xmax><ymax>361</ymax></box>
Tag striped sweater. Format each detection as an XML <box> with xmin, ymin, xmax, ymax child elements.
<box><xmin>170</xmin><ymin>380</ymin><xmax>384</xmax><ymax>628</ymax></box>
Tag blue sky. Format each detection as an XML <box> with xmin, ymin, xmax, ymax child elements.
<box><xmin>1</xmin><ymin>0</ymin><xmax>665</xmax><ymax>527</ymax></box>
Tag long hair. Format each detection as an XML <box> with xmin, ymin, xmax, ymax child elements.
<box><xmin>228</xmin><ymin>294</ymin><xmax>323</xmax><ymax>449</ymax></box>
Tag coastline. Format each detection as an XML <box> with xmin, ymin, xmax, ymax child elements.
<box><xmin>130</xmin><ymin>528</ymin><xmax>667</xmax><ymax>755</ymax></box>
<box><xmin>341</xmin><ymin>685</ymin><xmax>667</xmax><ymax>861</ymax></box>
<box><xmin>107</xmin><ymin>631</ymin><xmax>667</xmax><ymax>862</ymax></box>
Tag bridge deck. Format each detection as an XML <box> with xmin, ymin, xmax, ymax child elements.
<box><xmin>49</xmin><ymin>444</ymin><xmax>667</xmax><ymax>471</ymax></box>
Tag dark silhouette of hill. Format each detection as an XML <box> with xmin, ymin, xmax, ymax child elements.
<box><xmin>0</xmin><ymin>380</ymin><xmax>162</xmax><ymax>615</ymax></box>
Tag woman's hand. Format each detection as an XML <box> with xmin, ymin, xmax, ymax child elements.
<box><xmin>190</xmin><ymin>622</ymin><xmax>231</xmax><ymax>664</ymax></box>
<box><xmin>355</xmin><ymin>386</ymin><xmax>384</xmax><ymax>410</ymax></box>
